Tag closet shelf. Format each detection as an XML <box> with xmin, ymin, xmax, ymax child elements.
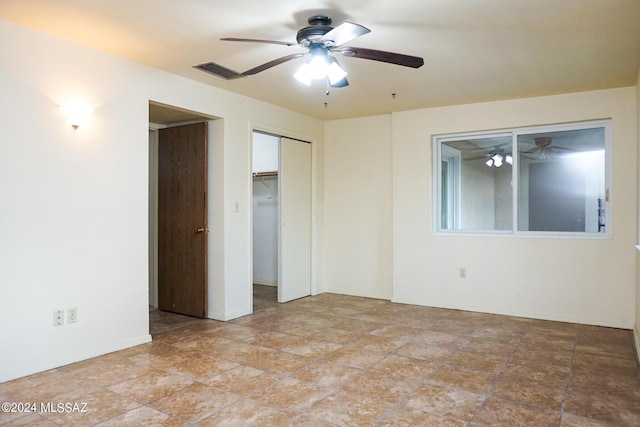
<box><xmin>253</xmin><ymin>171</ymin><xmax>278</xmax><ymax>178</ymax></box>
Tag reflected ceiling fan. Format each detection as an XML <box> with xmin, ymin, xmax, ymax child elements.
<box><xmin>523</xmin><ymin>137</ymin><xmax>572</xmax><ymax>159</ymax></box>
<box><xmin>193</xmin><ymin>15</ymin><xmax>424</xmax><ymax>88</ymax></box>
<box><xmin>465</xmin><ymin>142</ymin><xmax>512</xmax><ymax>168</ymax></box>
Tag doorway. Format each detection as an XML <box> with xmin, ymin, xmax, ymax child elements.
<box><xmin>149</xmin><ymin>102</ymin><xmax>215</xmax><ymax>320</ymax></box>
<box><xmin>251</xmin><ymin>131</ymin><xmax>312</xmax><ymax>305</ymax></box>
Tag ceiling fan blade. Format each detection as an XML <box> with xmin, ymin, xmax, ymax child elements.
<box><xmin>221</xmin><ymin>37</ymin><xmax>299</xmax><ymax>47</ymax></box>
<box><xmin>523</xmin><ymin>147</ymin><xmax>542</xmax><ymax>154</ymax></box>
<box><xmin>335</xmin><ymin>46</ymin><xmax>424</xmax><ymax>68</ymax></box>
<box><xmin>549</xmin><ymin>146</ymin><xmax>573</xmax><ymax>151</ymax></box>
<box><xmin>241</xmin><ymin>53</ymin><xmax>307</xmax><ymax>76</ymax></box>
<box><xmin>320</xmin><ymin>21</ymin><xmax>370</xmax><ymax>47</ymax></box>
<box><xmin>465</xmin><ymin>155</ymin><xmax>490</xmax><ymax>161</ymax></box>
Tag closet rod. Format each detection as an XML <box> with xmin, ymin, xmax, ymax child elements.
<box><xmin>252</xmin><ymin>171</ymin><xmax>278</xmax><ymax>178</ymax></box>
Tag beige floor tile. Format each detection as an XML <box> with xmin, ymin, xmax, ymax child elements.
<box><xmin>147</xmin><ymin>382</ymin><xmax>241</xmax><ymax>423</ymax></box>
<box><xmin>94</xmin><ymin>405</ymin><xmax>187</xmax><ymax>426</ymax></box>
<box><xmin>472</xmin><ymin>397</ymin><xmax>560</xmax><ymax>426</ymax></box>
<box><xmin>564</xmin><ymin>389</ymin><xmax>640</xmax><ymax>426</ymax></box>
<box><xmin>371</xmin><ymin>354</ymin><xmax>437</xmax><ymax>380</ymax></box>
<box><xmin>446</xmin><ymin>350</ymin><xmax>509</xmax><ymax>373</ymax></box>
<box><xmin>198</xmin><ymin>397</ymin><xmax>296</xmax><ymax>427</ymax></box>
<box><xmin>250</xmin><ymin>377</ymin><xmax>334</xmax><ymax>412</ymax></box>
<box><xmin>163</xmin><ymin>352</ymin><xmax>238</xmax><ymax>382</ymax></box>
<box><xmin>503</xmin><ymin>359</ymin><xmax>571</xmax><ymax>386</ymax></box>
<box><xmin>107</xmin><ymin>369</ymin><xmax>193</xmax><ymax>403</ymax></box>
<box><xmin>291</xmin><ymin>360</ymin><xmax>363</xmax><ymax>387</ymax></box>
<box><xmin>569</xmin><ymin>370</ymin><xmax>640</xmax><ymax>399</ymax></box>
<box><xmin>204</xmin><ymin>365</ymin><xmax>280</xmax><ymax>395</ymax></box>
<box><xmin>307</xmin><ymin>327</ymin><xmax>362</xmax><ymax>344</ymax></box>
<box><xmin>396</xmin><ymin>341</ymin><xmax>456</xmax><ymax>362</ymax></box>
<box><xmin>40</xmin><ymin>389</ymin><xmax>140</xmax><ymax>427</ymax></box>
<box><xmin>405</xmin><ymin>383</ymin><xmax>485</xmax><ymax>422</ymax></box>
<box><xmin>0</xmin><ymin>413</ymin><xmax>58</xmax><ymax>426</ymax></box>
<box><xmin>331</xmin><ymin>318</ymin><xmax>385</xmax><ymax>333</ymax></box>
<box><xmin>306</xmin><ymin>391</ymin><xmax>395</xmax><ymax>427</ymax></box>
<box><xmin>459</xmin><ymin>336</ymin><xmax>518</xmax><ymax>357</ymax></box>
<box><xmin>429</xmin><ymin>365</ymin><xmax>497</xmax><ymax>394</ymax></box>
<box><xmin>491</xmin><ymin>374</ymin><xmax>565</xmax><ymax>411</ymax></box>
<box><xmin>343</xmin><ymin>370</ymin><xmax>417</xmax><ymax>403</ymax></box>
<box><xmin>322</xmin><ymin>346</ymin><xmax>386</xmax><ymax>369</ymax></box>
<box><xmin>379</xmin><ymin>405</ymin><xmax>468</xmax><ymax>427</ymax></box>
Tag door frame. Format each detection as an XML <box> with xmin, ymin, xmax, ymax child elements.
<box><xmin>148</xmin><ymin>102</ymin><xmax>217</xmax><ymax>313</ymax></box>
<box><xmin>250</xmin><ymin>125</ymin><xmax>317</xmax><ymax>311</ymax></box>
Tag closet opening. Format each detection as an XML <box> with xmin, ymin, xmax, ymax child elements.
<box><xmin>251</xmin><ymin>129</ymin><xmax>312</xmax><ymax>309</ymax></box>
<box><xmin>252</xmin><ymin>131</ymin><xmax>280</xmax><ymax>307</ymax></box>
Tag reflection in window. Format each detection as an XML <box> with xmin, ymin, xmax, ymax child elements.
<box><xmin>435</xmin><ymin>121</ymin><xmax>609</xmax><ymax>236</ymax></box>
<box><xmin>440</xmin><ymin>135</ymin><xmax>512</xmax><ymax>231</ymax></box>
<box><xmin>517</xmin><ymin>128</ymin><xmax>605</xmax><ymax>233</ymax></box>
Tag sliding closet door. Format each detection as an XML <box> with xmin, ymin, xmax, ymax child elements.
<box><xmin>278</xmin><ymin>137</ymin><xmax>311</xmax><ymax>302</ymax></box>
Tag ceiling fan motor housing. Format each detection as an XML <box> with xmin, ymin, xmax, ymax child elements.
<box><xmin>297</xmin><ymin>15</ymin><xmax>333</xmax><ymax>45</ymax></box>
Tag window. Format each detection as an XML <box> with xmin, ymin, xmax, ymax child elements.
<box><xmin>434</xmin><ymin>120</ymin><xmax>610</xmax><ymax>237</ymax></box>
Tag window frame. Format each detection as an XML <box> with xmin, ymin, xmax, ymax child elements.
<box><xmin>433</xmin><ymin>119</ymin><xmax>612</xmax><ymax>239</ymax></box>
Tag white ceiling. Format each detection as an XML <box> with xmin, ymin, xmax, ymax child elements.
<box><xmin>2</xmin><ymin>0</ymin><xmax>639</xmax><ymax>121</ymax></box>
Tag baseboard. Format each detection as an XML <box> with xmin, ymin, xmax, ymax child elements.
<box><xmin>634</xmin><ymin>324</ymin><xmax>640</xmax><ymax>366</ymax></box>
<box><xmin>391</xmin><ymin>295</ymin><xmax>633</xmax><ymax>329</ymax></box>
<box><xmin>1</xmin><ymin>334</ymin><xmax>151</xmax><ymax>383</ymax></box>
<box><xmin>208</xmin><ymin>308</ymin><xmax>252</xmax><ymax>322</ymax></box>
<box><xmin>324</xmin><ymin>286</ymin><xmax>391</xmax><ymax>301</ymax></box>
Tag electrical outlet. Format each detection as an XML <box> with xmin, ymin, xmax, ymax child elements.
<box><xmin>53</xmin><ymin>309</ymin><xmax>64</xmax><ymax>327</ymax></box>
<box><xmin>67</xmin><ymin>307</ymin><xmax>78</xmax><ymax>323</ymax></box>
<box><xmin>459</xmin><ymin>268</ymin><xmax>467</xmax><ymax>279</ymax></box>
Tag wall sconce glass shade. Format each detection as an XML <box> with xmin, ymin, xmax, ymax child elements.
<box><xmin>293</xmin><ymin>47</ymin><xmax>347</xmax><ymax>86</ymax></box>
<box><xmin>60</xmin><ymin>100</ymin><xmax>93</xmax><ymax>129</ymax></box>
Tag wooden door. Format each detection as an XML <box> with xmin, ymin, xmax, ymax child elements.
<box><xmin>158</xmin><ymin>122</ymin><xmax>208</xmax><ymax>317</ymax></box>
<box><xmin>278</xmin><ymin>137</ymin><xmax>311</xmax><ymax>302</ymax></box>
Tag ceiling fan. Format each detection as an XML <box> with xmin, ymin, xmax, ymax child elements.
<box><xmin>465</xmin><ymin>142</ymin><xmax>513</xmax><ymax>167</ymax></box>
<box><xmin>523</xmin><ymin>137</ymin><xmax>572</xmax><ymax>159</ymax></box>
<box><xmin>193</xmin><ymin>15</ymin><xmax>424</xmax><ymax>88</ymax></box>
<box><xmin>466</xmin><ymin>149</ymin><xmax>513</xmax><ymax>168</ymax></box>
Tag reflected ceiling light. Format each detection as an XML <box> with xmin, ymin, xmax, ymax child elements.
<box><xmin>486</xmin><ymin>153</ymin><xmax>511</xmax><ymax>168</ymax></box>
<box><xmin>293</xmin><ymin>46</ymin><xmax>347</xmax><ymax>86</ymax></box>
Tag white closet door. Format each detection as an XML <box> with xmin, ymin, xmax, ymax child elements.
<box><xmin>278</xmin><ymin>137</ymin><xmax>311</xmax><ymax>302</ymax></box>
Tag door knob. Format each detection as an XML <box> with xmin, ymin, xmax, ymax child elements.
<box><xmin>196</xmin><ymin>227</ymin><xmax>210</xmax><ymax>233</ymax></box>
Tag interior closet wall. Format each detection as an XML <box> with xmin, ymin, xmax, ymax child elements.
<box><xmin>252</xmin><ymin>132</ymin><xmax>279</xmax><ymax>286</ymax></box>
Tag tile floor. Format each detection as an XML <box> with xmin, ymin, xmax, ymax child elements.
<box><xmin>1</xmin><ymin>285</ymin><xmax>639</xmax><ymax>426</ymax></box>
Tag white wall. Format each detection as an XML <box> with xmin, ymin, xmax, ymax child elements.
<box><xmin>252</xmin><ymin>132</ymin><xmax>279</xmax><ymax>173</ymax></box>
<box><xmin>0</xmin><ymin>19</ymin><xmax>323</xmax><ymax>381</ymax></box>
<box><xmin>324</xmin><ymin>116</ymin><xmax>393</xmax><ymax>299</ymax></box>
<box><xmin>392</xmin><ymin>88</ymin><xmax>637</xmax><ymax>328</ymax></box>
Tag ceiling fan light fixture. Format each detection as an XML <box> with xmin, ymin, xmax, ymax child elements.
<box><xmin>327</xmin><ymin>58</ymin><xmax>347</xmax><ymax>85</ymax></box>
<box><xmin>293</xmin><ymin>62</ymin><xmax>312</xmax><ymax>85</ymax></box>
<box><xmin>293</xmin><ymin>46</ymin><xmax>347</xmax><ymax>86</ymax></box>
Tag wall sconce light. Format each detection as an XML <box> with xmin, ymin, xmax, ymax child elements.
<box><xmin>59</xmin><ymin>100</ymin><xmax>93</xmax><ymax>129</ymax></box>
